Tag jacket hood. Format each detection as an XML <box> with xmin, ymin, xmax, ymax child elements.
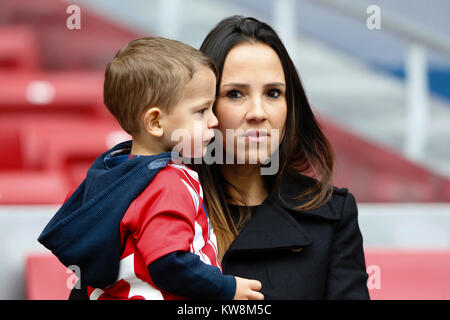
<box><xmin>38</xmin><ymin>140</ymin><xmax>173</xmax><ymax>288</ymax></box>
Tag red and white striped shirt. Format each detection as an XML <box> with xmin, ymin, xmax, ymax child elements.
<box><xmin>87</xmin><ymin>162</ymin><xmax>221</xmax><ymax>300</ymax></box>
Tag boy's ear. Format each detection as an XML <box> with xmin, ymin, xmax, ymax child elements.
<box><xmin>142</xmin><ymin>107</ymin><xmax>164</xmax><ymax>137</ymax></box>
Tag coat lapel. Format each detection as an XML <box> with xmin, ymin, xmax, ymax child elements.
<box><xmin>277</xmin><ymin>169</ymin><xmax>342</xmax><ymax>221</ymax></box>
<box><xmin>226</xmin><ymin>196</ymin><xmax>313</xmax><ymax>253</ymax></box>
<box><xmin>225</xmin><ymin>170</ymin><xmax>342</xmax><ymax>254</ymax></box>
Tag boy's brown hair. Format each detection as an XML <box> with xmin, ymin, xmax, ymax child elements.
<box><xmin>104</xmin><ymin>37</ymin><xmax>218</xmax><ymax>134</ymax></box>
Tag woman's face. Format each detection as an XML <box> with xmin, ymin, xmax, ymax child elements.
<box><xmin>215</xmin><ymin>42</ymin><xmax>287</xmax><ymax>165</ymax></box>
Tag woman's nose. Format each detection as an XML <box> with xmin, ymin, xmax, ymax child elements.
<box><xmin>246</xmin><ymin>98</ymin><xmax>267</xmax><ymax>122</ymax></box>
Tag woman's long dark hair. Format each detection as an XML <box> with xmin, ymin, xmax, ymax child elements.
<box><xmin>195</xmin><ymin>16</ymin><xmax>334</xmax><ymax>258</ymax></box>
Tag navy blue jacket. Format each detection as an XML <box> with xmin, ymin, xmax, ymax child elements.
<box><xmin>38</xmin><ymin>141</ymin><xmax>174</xmax><ymax>288</ymax></box>
<box><xmin>38</xmin><ymin>141</ymin><xmax>235</xmax><ymax>299</ymax></box>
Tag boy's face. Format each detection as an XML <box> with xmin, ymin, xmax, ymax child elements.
<box><xmin>163</xmin><ymin>65</ymin><xmax>218</xmax><ymax>158</ymax></box>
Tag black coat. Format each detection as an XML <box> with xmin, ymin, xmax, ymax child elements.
<box><xmin>221</xmin><ymin>169</ymin><xmax>370</xmax><ymax>300</ymax></box>
<box><xmin>69</xmin><ymin>169</ymin><xmax>369</xmax><ymax>300</ymax></box>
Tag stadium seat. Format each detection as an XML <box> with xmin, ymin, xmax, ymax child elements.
<box><xmin>0</xmin><ymin>114</ymin><xmax>127</xmax><ymax>163</ymax></box>
<box><xmin>17</xmin><ymin>118</ymin><xmax>130</xmax><ymax>182</ymax></box>
<box><xmin>25</xmin><ymin>253</ymin><xmax>77</xmax><ymax>300</ymax></box>
<box><xmin>2</xmin><ymin>0</ymin><xmax>142</xmax><ymax>70</ymax></box>
<box><xmin>0</xmin><ymin>26</ymin><xmax>40</xmax><ymax>71</ymax></box>
<box><xmin>0</xmin><ymin>71</ymin><xmax>105</xmax><ymax>118</ymax></box>
<box><xmin>0</xmin><ymin>123</ymin><xmax>24</xmax><ymax>170</ymax></box>
<box><xmin>0</xmin><ymin>171</ymin><xmax>70</xmax><ymax>205</ymax></box>
<box><xmin>321</xmin><ymin>119</ymin><xmax>450</xmax><ymax>202</ymax></box>
<box><xmin>24</xmin><ymin>250</ymin><xmax>450</xmax><ymax>299</ymax></box>
<box><xmin>364</xmin><ymin>249</ymin><xmax>450</xmax><ymax>300</ymax></box>
<box><xmin>0</xmin><ymin>115</ymin><xmax>129</xmax><ymax>203</ymax></box>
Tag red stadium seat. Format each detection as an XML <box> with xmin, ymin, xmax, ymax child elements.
<box><xmin>25</xmin><ymin>253</ymin><xmax>78</xmax><ymax>300</ymax></box>
<box><xmin>2</xmin><ymin>0</ymin><xmax>142</xmax><ymax>70</ymax></box>
<box><xmin>18</xmin><ymin>118</ymin><xmax>130</xmax><ymax>185</ymax></box>
<box><xmin>0</xmin><ymin>123</ymin><xmax>24</xmax><ymax>170</ymax></box>
<box><xmin>365</xmin><ymin>249</ymin><xmax>450</xmax><ymax>300</ymax></box>
<box><xmin>0</xmin><ymin>115</ymin><xmax>128</xmax><ymax>164</ymax></box>
<box><xmin>0</xmin><ymin>26</ymin><xmax>40</xmax><ymax>71</ymax></box>
<box><xmin>0</xmin><ymin>171</ymin><xmax>70</xmax><ymax>204</ymax></box>
<box><xmin>320</xmin><ymin>118</ymin><xmax>450</xmax><ymax>202</ymax></box>
<box><xmin>24</xmin><ymin>250</ymin><xmax>450</xmax><ymax>299</ymax></box>
<box><xmin>0</xmin><ymin>71</ymin><xmax>106</xmax><ymax>118</ymax></box>
<box><xmin>0</xmin><ymin>115</ymin><xmax>129</xmax><ymax>203</ymax></box>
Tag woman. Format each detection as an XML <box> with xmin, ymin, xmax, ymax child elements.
<box><xmin>70</xmin><ymin>15</ymin><xmax>369</xmax><ymax>300</ymax></box>
<box><xmin>195</xmin><ymin>15</ymin><xmax>369</xmax><ymax>300</ymax></box>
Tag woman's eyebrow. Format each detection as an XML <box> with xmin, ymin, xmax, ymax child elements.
<box><xmin>221</xmin><ymin>83</ymin><xmax>248</xmax><ymax>88</ymax></box>
<box><xmin>264</xmin><ymin>82</ymin><xmax>285</xmax><ymax>88</ymax></box>
<box><xmin>221</xmin><ymin>82</ymin><xmax>286</xmax><ymax>88</ymax></box>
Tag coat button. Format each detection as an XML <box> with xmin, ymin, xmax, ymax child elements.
<box><xmin>291</xmin><ymin>247</ymin><xmax>303</xmax><ymax>252</ymax></box>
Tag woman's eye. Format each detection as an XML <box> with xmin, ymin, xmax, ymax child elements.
<box><xmin>227</xmin><ymin>90</ymin><xmax>242</xmax><ymax>99</ymax></box>
<box><xmin>267</xmin><ymin>89</ymin><xmax>281</xmax><ymax>98</ymax></box>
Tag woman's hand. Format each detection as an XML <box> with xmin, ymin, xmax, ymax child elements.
<box><xmin>233</xmin><ymin>276</ymin><xmax>264</xmax><ymax>300</ymax></box>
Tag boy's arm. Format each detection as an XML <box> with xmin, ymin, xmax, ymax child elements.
<box><xmin>147</xmin><ymin>251</ymin><xmax>236</xmax><ymax>300</ymax></box>
<box><xmin>132</xmin><ymin>168</ymin><xmax>236</xmax><ymax>299</ymax></box>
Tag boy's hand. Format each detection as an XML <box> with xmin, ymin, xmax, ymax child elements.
<box><xmin>233</xmin><ymin>276</ymin><xmax>264</xmax><ymax>300</ymax></box>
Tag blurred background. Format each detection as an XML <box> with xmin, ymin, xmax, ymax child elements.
<box><xmin>0</xmin><ymin>0</ymin><xmax>449</xmax><ymax>299</ymax></box>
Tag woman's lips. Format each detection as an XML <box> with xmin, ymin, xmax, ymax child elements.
<box><xmin>245</xmin><ymin>135</ymin><xmax>268</xmax><ymax>143</ymax></box>
<box><xmin>243</xmin><ymin>129</ymin><xmax>269</xmax><ymax>143</ymax></box>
